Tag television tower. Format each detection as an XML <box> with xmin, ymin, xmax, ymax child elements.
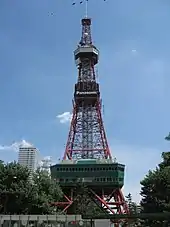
<box><xmin>51</xmin><ymin>2</ymin><xmax>129</xmax><ymax>226</ymax></box>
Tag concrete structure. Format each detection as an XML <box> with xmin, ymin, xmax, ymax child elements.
<box><xmin>18</xmin><ymin>140</ymin><xmax>39</xmax><ymax>173</ymax></box>
<box><xmin>0</xmin><ymin>215</ymin><xmax>110</xmax><ymax>227</ymax></box>
<box><xmin>0</xmin><ymin>214</ymin><xmax>82</xmax><ymax>222</ymax></box>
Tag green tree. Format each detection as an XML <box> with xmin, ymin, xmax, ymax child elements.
<box><xmin>31</xmin><ymin>168</ymin><xmax>63</xmax><ymax>214</ymax></box>
<box><xmin>140</xmin><ymin>151</ymin><xmax>170</xmax><ymax>226</ymax></box>
<box><xmin>0</xmin><ymin>161</ymin><xmax>62</xmax><ymax>214</ymax></box>
<box><xmin>125</xmin><ymin>193</ymin><xmax>141</xmax><ymax>226</ymax></box>
<box><xmin>126</xmin><ymin>193</ymin><xmax>139</xmax><ymax>214</ymax></box>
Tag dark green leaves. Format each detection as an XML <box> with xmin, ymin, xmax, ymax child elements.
<box><xmin>0</xmin><ymin>162</ymin><xmax>62</xmax><ymax>214</ymax></box>
<box><xmin>140</xmin><ymin>152</ymin><xmax>170</xmax><ymax>225</ymax></box>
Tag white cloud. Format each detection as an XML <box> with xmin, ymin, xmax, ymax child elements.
<box><xmin>0</xmin><ymin>140</ymin><xmax>33</xmax><ymax>152</ymax></box>
<box><xmin>131</xmin><ymin>49</ymin><xmax>137</xmax><ymax>53</ymax></box>
<box><xmin>0</xmin><ymin>142</ymin><xmax>19</xmax><ymax>152</ymax></box>
<box><xmin>57</xmin><ymin>111</ymin><xmax>72</xmax><ymax>124</ymax></box>
<box><xmin>110</xmin><ymin>141</ymin><xmax>162</xmax><ymax>203</ymax></box>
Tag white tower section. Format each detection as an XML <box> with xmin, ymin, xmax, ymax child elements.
<box><xmin>18</xmin><ymin>140</ymin><xmax>39</xmax><ymax>173</ymax></box>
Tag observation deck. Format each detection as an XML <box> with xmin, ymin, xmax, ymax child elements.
<box><xmin>50</xmin><ymin>159</ymin><xmax>125</xmax><ymax>194</ymax></box>
<box><xmin>74</xmin><ymin>45</ymin><xmax>99</xmax><ymax>66</ymax></box>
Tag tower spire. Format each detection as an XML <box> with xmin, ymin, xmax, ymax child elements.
<box><xmin>85</xmin><ymin>0</ymin><xmax>88</xmax><ymax>18</ymax></box>
<box><xmin>80</xmin><ymin>18</ymin><xmax>92</xmax><ymax>46</ymax></box>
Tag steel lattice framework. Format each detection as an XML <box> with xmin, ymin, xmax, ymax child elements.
<box><xmin>55</xmin><ymin>18</ymin><xmax>129</xmax><ymax>226</ymax></box>
<box><xmin>64</xmin><ymin>102</ymin><xmax>112</xmax><ymax>160</ymax></box>
<box><xmin>63</xmin><ymin>18</ymin><xmax>111</xmax><ymax>161</ymax></box>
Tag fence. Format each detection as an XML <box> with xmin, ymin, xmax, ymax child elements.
<box><xmin>0</xmin><ymin>215</ymin><xmax>111</xmax><ymax>227</ymax></box>
<box><xmin>0</xmin><ymin>215</ymin><xmax>82</xmax><ymax>227</ymax></box>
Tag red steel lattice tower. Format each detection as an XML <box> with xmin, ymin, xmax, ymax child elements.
<box><xmin>51</xmin><ymin>18</ymin><xmax>129</xmax><ymax>226</ymax></box>
<box><xmin>64</xmin><ymin>18</ymin><xmax>112</xmax><ymax>161</ymax></box>
<box><xmin>61</xmin><ymin>17</ymin><xmax>129</xmax><ymax>216</ymax></box>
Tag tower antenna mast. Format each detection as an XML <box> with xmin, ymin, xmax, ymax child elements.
<box><xmin>72</xmin><ymin>0</ymin><xmax>107</xmax><ymax>17</ymax></box>
<box><xmin>85</xmin><ymin>0</ymin><xmax>88</xmax><ymax>18</ymax></box>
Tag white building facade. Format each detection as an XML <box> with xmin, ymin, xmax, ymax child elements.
<box><xmin>18</xmin><ymin>140</ymin><xmax>39</xmax><ymax>173</ymax></box>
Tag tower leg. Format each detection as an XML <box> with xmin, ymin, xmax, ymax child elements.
<box><xmin>52</xmin><ymin>187</ymin><xmax>129</xmax><ymax>226</ymax></box>
<box><xmin>89</xmin><ymin>188</ymin><xmax>129</xmax><ymax>226</ymax></box>
<box><xmin>90</xmin><ymin>189</ymin><xmax>129</xmax><ymax>214</ymax></box>
<box><xmin>52</xmin><ymin>191</ymin><xmax>73</xmax><ymax>213</ymax></box>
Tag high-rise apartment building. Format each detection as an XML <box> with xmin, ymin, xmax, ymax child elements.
<box><xmin>18</xmin><ymin>140</ymin><xmax>39</xmax><ymax>173</ymax></box>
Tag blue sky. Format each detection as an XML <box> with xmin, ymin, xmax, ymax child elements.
<box><xmin>0</xmin><ymin>0</ymin><xmax>170</xmax><ymax>202</ymax></box>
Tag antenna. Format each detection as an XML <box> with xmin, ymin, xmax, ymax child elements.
<box><xmin>85</xmin><ymin>0</ymin><xmax>88</xmax><ymax>18</ymax></box>
<box><xmin>72</xmin><ymin>0</ymin><xmax>88</xmax><ymax>17</ymax></box>
<box><xmin>72</xmin><ymin>0</ymin><xmax>107</xmax><ymax>17</ymax></box>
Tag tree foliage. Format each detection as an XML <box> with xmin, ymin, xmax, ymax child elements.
<box><xmin>0</xmin><ymin>161</ymin><xmax>62</xmax><ymax>214</ymax></box>
<box><xmin>126</xmin><ymin>193</ymin><xmax>140</xmax><ymax>214</ymax></box>
<box><xmin>140</xmin><ymin>151</ymin><xmax>170</xmax><ymax>226</ymax></box>
<box><xmin>125</xmin><ymin>193</ymin><xmax>141</xmax><ymax>226</ymax></box>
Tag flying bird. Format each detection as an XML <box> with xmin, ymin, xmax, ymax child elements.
<box><xmin>72</xmin><ymin>0</ymin><xmax>106</xmax><ymax>6</ymax></box>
